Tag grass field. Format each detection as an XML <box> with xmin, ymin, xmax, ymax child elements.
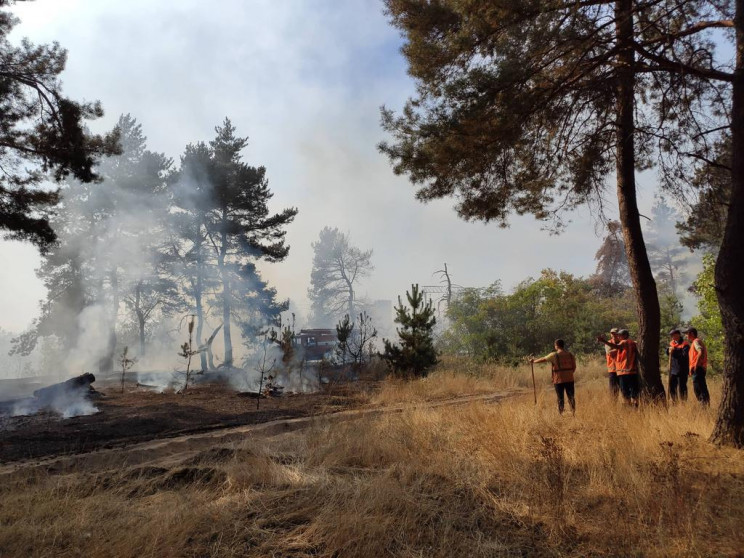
<box><xmin>1</xmin><ymin>359</ymin><xmax>741</xmax><ymax>557</ymax></box>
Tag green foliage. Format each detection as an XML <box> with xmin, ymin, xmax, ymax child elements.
<box><xmin>690</xmin><ymin>254</ymin><xmax>724</xmax><ymax>373</ymax></box>
<box><xmin>658</xmin><ymin>283</ymin><xmax>683</xmax><ymax>336</ymax></box>
<box><xmin>335</xmin><ymin>314</ymin><xmax>353</xmax><ymax>365</ymax></box>
<box><xmin>439</xmin><ymin>271</ymin><xmax>637</xmax><ymax>363</ymax></box>
<box><xmin>383</xmin><ymin>284</ymin><xmax>438</xmax><ymax>378</ymax></box>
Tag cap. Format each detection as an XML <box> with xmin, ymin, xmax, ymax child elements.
<box><xmin>610</xmin><ymin>327</ymin><xmax>620</xmax><ymax>334</ymax></box>
<box><xmin>669</xmin><ymin>328</ymin><xmax>680</xmax><ymax>335</ymax></box>
<box><xmin>618</xmin><ymin>329</ymin><xmax>629</xmax><ymax>336</ymax></box>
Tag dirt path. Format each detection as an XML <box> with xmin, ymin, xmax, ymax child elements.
<box><xmin>0</xmin><ymin>390</ymin><xmax>516</xmax><ymax>477</ymax></box>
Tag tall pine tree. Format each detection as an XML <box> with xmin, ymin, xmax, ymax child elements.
<box><xmin>171</xmin><ymin>120</ymin><xmax>297</xmax><ymax>369</ymax></box>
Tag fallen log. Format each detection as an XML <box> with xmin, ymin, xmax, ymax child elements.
<box><xmin>32</xmin><ymin>373</ymin><xmax>97</xmax><ymax>405</ymax></box>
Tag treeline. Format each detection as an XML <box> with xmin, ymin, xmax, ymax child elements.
<box><xmin>11</xmin><ymin>115</ymin><xmax>296</xmax><ymax>372</ymax></box>
<box><xmin>438</xmin><ymin>197</ymin><xmax>722</xmax><ymax>368</ymax></box>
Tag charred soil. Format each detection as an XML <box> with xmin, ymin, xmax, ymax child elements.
<box><xmin>0</xmin><ymin>380</ymin><xmax>371</xmax><ymax>463</ymax></box>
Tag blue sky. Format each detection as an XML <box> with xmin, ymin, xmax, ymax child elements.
<box><xmin>0</xmin><ymin>0</ymin><xmax>668</xmax><ymax>333</ymax></box>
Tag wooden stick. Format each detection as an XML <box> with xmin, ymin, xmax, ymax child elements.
<box><xmin>531</xmin><ymin>361</ymin><xmax>537</xmax><ymax>405</ymax></box>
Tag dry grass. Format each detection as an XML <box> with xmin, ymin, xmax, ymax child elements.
<box><xmin>1</xmin><ymin>361</ymin><xmax>742</xmax><ymax>557</ymax></box>
<box><xmin>371</xmin><ymin>354</ymin><xmax>607</xmax><ymax>405</ymax></box>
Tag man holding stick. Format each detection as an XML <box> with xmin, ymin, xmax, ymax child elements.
<box><xmin>530</xmin><ymin>339</ymin><xmax>576</xmax><ymax>415</ymax></box>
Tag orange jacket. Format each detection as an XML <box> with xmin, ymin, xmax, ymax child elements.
<box><xmin>605</xmin><ymin>346</ymin><xmax>617</xmax><ymax>373</ymax></box>
<box><xmin>615</xmin><ymin>339</ymin><xmax>638</xmax><ymax>376</ymax></box>
<box><xmin>550</xmin><ymin>351</ymin><xmax>576</xmax><ymax>384</ymax></box>
<box><xmin>689</xmin><ymin>338</ymin><xmax>708</xmax><ymax>371</ymax></box>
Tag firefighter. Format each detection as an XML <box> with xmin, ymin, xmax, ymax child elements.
<box><xmin>605</xmin><ymin>327</ymin><xmax>621</xmax><ymax>398</ymax></box>
<box><xmin>684</xmin><ymin>327</ymin><xmax>710</xmax><ymax>406</ymax></box>
<box><xmin>597</xmin><ymin>329</ymin><xmax>639</xmax><ymax>407</ymax></box>
<box><xmin>530</xmin><ymin>339</ymin><xmax>576</xmax><ymax>415</ymax></box>
<box><xmin>666</xmin><ymin>328</ymin><xmax>689</xmax><ymax>402</ymax></box>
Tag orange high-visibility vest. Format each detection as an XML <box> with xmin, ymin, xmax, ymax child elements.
<box><xmin>689</xmin><ymin>339</ymin><xmax>708</xmax><ymax>371</ymax></box>
<box><xmin>606</xmin><ymin>346</ymin><xmax>617</xmax><ymax>373</ymax></box>
<box><xmin>615</xmin><ymin>339</ymin><xmax>638</xmax><ymax>376</ymax></box>
<box><xmin>551</xmin><ymin>351</ymin><xmax>576</xmax><ymax>384</ymax></box>
<box><xmin>669</xmin><ymin>339</ymin><xmax>689</xmax><ymax>352</ymax></box>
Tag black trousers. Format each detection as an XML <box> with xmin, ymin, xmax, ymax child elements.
<box><xmin>554</xmin><ymin>381</ymin><xmax>575</xmax><ymax>414</ymax></box>
<box><xmin>668</xmin><ymin>373</ymin><xmax>688</xmax><ymax>402</ymax></box>
<box><xmin>618</xmin><ymin>374</ymin><xmax>640</xmax><ymax>404</ymax></box>
<box><xmin>692</xmin><ymin>367</ymin><xmax>710</xmax><ymax>406</ymax></box>
<box><xmin>608</xmin><ymin>372</ymin><xmax>619</xmax><ymax>397</ymax></box>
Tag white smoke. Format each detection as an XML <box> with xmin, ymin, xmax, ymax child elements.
<box><xmin>63</xmin><ymin>305</ymin><xmax>113</xmax><ymax>375</ymax></box>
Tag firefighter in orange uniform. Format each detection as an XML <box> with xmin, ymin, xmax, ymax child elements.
<box><xmin>605</xmin><ymin>327</ymin><xmax>620</xmax><ymax>397</ymax></box>
<box><xmin>530</xmin><ymin>339</ymin><xmax>576</xmax><ymax>415</ymax></box>
<box><xmin>666</xmin><ymin>328</ymin><xmax>689</xmax><ymax>402</ymax></box>
<box><xmin>597</xmin><ymin>329</ymin><xmax>639</xmax><ymax>407</ymax></box>
<box><xmin>684</xmin><ymin>327</ymin><xmax>710</xmax><ymax>406</ymax></box>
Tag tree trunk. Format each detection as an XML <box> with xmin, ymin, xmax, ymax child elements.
<box><xmin>135</xmin><ymin>281</ymin><xmax>146</xmax><ymax>357</ymax></box>
<box><xmin>195</xmin><ymin>226</ymin><xmax>208</xmax><ymax>372</ymax></box>
<box><xmin>615</xmin><ymin>0</ymin><xmax>665</xmax><ymax>400</ymax></box>
<box><xmin>345</xmin><ymin>278</ymin><xmax>354</xmax><ymax>320</ymax></box>
<box><xmin>711</xmin><ymin>0</ymin><xmax>744</xmax><ymax>446</ymax></box>
<box><xmin>220</xmin><ymin>225</ymin><xmax>233</xmax><ymax>368</ymax></box>
<box><xmin>222</xmin><ymin>274</ymin><xmax>233</xmax><ymax>368</ymax></box>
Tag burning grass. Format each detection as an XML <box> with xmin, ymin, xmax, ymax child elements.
<box><xmin>0</xmin><ymin>363</ymin><xmax>741</xmax><ymax>557</ymax></box>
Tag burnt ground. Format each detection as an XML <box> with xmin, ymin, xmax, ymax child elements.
<box><xmin>0</xmin><ymin>379</ymin><xmax>374</xmax><ymax>463</ymax></box>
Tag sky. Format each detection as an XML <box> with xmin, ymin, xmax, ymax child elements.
<box><xmin>0</xmin><ymin>0</ymin><xmax>664</xmax><ymax>333</ymax></box>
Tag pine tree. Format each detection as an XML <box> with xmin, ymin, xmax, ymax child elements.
<box><xmin>171</xmin><ymin>120</ymin><xmax>297</xmax><ymax>369</ymax></box>
<box><xmin>379</xmin><ymin>0</ymin><xmax>738</xmax><ymax>401</ymax></box>
<box><xmin>383</xmin><ymin>284</ymin><xmax>438</xmax><ymax>378</ymax></box>
<box><xmin>335</xmin><ymin>314</ymin><xmax>353</xmax><ymax>367</ymax></box>
<box><xmin>0</xmin><ymin>1</ymin><xmax>119</xmax><ymax>248</ymax></box>
<box><xmin>308</xmin><ymin>227</ymin><xmax>373</xmax><ymax>326</ymax></box>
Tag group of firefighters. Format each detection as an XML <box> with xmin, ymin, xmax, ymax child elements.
<box><xmin>529</xmin><ymin>327</ymin><xmax>710</xmax><ymax>414</ymax></box>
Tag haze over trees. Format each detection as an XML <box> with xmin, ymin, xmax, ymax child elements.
<box><xmin>645</xmin><ymin>199</ymin><xmax>690</xmax><ymax>298</ymax></box>
<box><xmin>10</xmin><ymin>115</ymin><xmax>174</xmax><ymax>371</ymax></box>
<box><xmin>11</xmin><ymin>116</ymin><xmax>294</xmax><ymax>375</ymax></box>
<box><xmin>0</xmin><ymin>0</ymin><xmax>119</xmax><ymax>248</ymax></box>
<box><xmin>308</xmin><ymin>227</ymin><xmax>373</xmax><ymax>326</ymax></box>
<box><xmin>591</xmin><ymin>221</ymin><xmax>631</xmax><ymax>296</ymax></box>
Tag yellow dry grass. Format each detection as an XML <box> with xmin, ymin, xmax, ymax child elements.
<box><xmin>1</xmin><ymin>360</ymin><xmax>742</xmax><ymax>557</ymax></box>
<box><xmin>371</xmin><ymin>354</ymin><xmax>607</xmax><ymax>405</ymax></box>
